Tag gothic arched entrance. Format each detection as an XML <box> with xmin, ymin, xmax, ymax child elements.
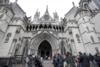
<box><xmin>38</xmin><ymin>40</ymin><xmax>52</xmax><ymax>59</ymax></box>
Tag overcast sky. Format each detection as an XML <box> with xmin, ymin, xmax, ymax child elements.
<box><xmin>10</xmin><ymin>0</ymin><xmax>80</xmax><ymax>19</ymax></box>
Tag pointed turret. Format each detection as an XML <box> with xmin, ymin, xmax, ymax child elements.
<box><xmin>53</xmin><ymin>10</ymin><xmax>59</xmax><ymax>21</ymax></box>
<box><xmin>72</xmin><ymin>2</ymin><xmax>75</xmax><ymax>6</ymax></box>
<box><xmin>79</xmin><ymin>0</ymin><xmax>90</xmax><ymax>9</ymax></box>
<box><xmin>39</xmin><ymin>5</ymin><xmax>53</xmax><ymax>22</ymax></box>
<box><xmin>34</xmin><ymin>9</ymin><xmax>40</xmax><ymax>20</ymax></box>
<box><xmin>46</xmin><ymin>5</ymin><xmax>48</xmax><ymax>13</ymax></box>
<box><xmin>41</xmin><ymin>5</ymin><xmax>53</xmax><ymax>21</ymax></box>
<box><xmin>45</xmin><ymin>5</ymin><xmax>49</xmax><ymax>15</ymax></box>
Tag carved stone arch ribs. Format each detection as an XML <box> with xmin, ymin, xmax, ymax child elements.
<box><xmin>31</xmin><ymin>31</ymin><xmax>59</xmax><ymax>40</ymax></box>
<box><xmin>31</xmin><ymin>34</ymin><xmax>58</xmax><ymax>50</ymax></box>
<box><xmin>38</xmin><ymin>40</ymin><xmax>52</xmax><ymax>59</ymax></box>
<box><xmin>30</xmin><ymin>33</ymin><xmax>59</xmax><ymax>56</ymax></box>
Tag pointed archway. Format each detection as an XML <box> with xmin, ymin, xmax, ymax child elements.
<box><xmin>38</xmin><ymin>40</ymin><xmax>52</xmax><ymax>59</ymax></box>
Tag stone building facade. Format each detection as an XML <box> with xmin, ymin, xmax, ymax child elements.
<box><xmin>0</xmin><ymin>0</ymin><xmax>100</xmax><ymax>59</ymax></box>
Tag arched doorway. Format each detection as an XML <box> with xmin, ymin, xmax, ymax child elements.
<box><xmin>38</xmin><ymin>40</ymin><xmax>52</xmax><ymax>59</ymax></box>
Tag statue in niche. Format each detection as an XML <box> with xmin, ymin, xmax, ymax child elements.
<box><xmin>63</xmin><ymin>17</ymin><xmax>66</xmax><ymax>22</ymax></box>
<box><xmin>4</xmin><ymin>33</ymin><xmax>11</xmax><ymax>43</ymax></box>
<box><xmin>76</xmin><ymin>34</ymin><xmax>80</xmax><ymax>43</ymax></box>
<box><xmin>16</xmin><ymin>28</ymin><xmax>21</xmax><ymax>34</ymax></box>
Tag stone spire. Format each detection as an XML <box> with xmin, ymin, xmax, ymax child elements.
<box><xmin>46</xmin><ymin>5</ymin><xmax>48</xmax><ymax>13</ymax></box>
<box><xmin>40</xmin><ymin>5</ymin><xmax>53</xmax><ymax>22</ymax></box>
<box><xmin>33</xmin><ymin>9</ymin><xmax>40</xmax><ymax>20</ymax></box>
<box><xmin>72</xmin><ymin>2</ymin><xmax>75</xmax><ymax>6</ymax></box>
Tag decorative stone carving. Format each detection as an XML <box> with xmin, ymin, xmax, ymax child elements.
<box><xmin>4</xmin><ymin>33</ymin><xmax>11</xmax><ymax>43</ymax></box>
<box><xmin>16</xmin><ymin>28</ymin><xmax>21</xmax><ymax>34</ymax></box>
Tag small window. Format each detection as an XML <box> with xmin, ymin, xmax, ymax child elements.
<box><xmin>4</xmin><ymin>8</ymin><xmax>8</xmax><ymax>13</ymax></box>
<box><xmin>19</xmin><ymin>37</ymin><xmax>21</xmax><ymax>41</ymax></box>
<box><xmin>0</xmin><ymin>14</ymin><xmax>3</xmax><ymax>19</ymax></box>
<box><xmin>3</xmin><ymin>8</ymin><xmax>8</xmax><ymax>13</ymax></box>
<box><xmin>86</xmin><ymin>26</ymin><xmax>89</xmax><ymax>32</ymax></box>
<box><xmin>76</xmin><ymin>34</ymin><xmax>80</xmax><ymax>43</ymax></box>
<box><xmin>76</xmin><ymin>34</ymin><xmax>79</xmax><ymax>38</ymax></box>
<box><xmin>0</xmin><ymin>6</ymin><xmax>2</xmax><ymax>10</ymax></box>
<box><xmin>90</xmin><ymin>36</ymin><xmax>94</xmax><ymax>42</ymax></box>
<box><xmin>69</xmin><ymin>31</ymin><xmax>72</xmax><ymax>35</ymax></box>
<box><xmin>83</xmin><ymin>18</ymin><xmax>85</xmax><ymax>21</ymax></box>
<box><xmin>0</xmin><ymin>0</ymin><xmax>3</xmax><ymax>3</ymax></box>
<box><xmin>95</xmin><ymin>47</ymin><xmax>99</xmax><ymax>53</ymax></box>
<box><xmin>93</xmin><ymin>27</ymin><xmax>96</xmax><ymax>32</ymax></box>
<box><xmin>69</xmin><ymin>30</ymin><xmax>72</xmax><ymax>35</ymax></box>
<box><xmin>84</xmin><ymin>4</ymin><xmax>88</xmax><ymax>8</ymax></box>
<box><xmin>5</xmin><ymin>10</ymin><xmax>8</xmax><ymax>13</ymax></box>
<box><xmin>98</xmin><ymin>37</ymin><xmax>100</xmax><ymax>41</ymax></box>
<box><xmin>71</xmin><ymin>39</ymin><xmax>74</xmax><ymax>42</ymax></box>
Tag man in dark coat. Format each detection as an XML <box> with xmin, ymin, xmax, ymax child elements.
<box><xmin>79</xmin><ymin>52</ymin><xmax>90</xmax><ymax>67</ymax></box>
<box><xmin>58</xmin><ymin>55</ymin><xmax>63</xmax><ymax>67</ymax></box>
<box><xmin>94</xmin><ymin>53</ymin><xmax>100</xmax><ymax>67</ymax></box>
<box><xmin>53</xmin><ymin>54</ymin><xmax>59</xmax><ymax>67</ymax></box>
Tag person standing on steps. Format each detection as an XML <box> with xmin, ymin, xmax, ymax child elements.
<box><xmin>53</xmin><ymin>54</ymin><xmax>58</xmax><ymax>67</ymax></box>
<box><xmin>94</xmin><ymin>53</ymin><xmax>100</xmax><ymax>67</ymax></box>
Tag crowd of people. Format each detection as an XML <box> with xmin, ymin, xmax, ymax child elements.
<box><xmin>25</xmin><ymin>54</ymin><xmax>43</xmax><ymax>67</ymax></box>
<box><xmin>25</xmin><ymin>52</ymin><xmax>100</xmax><ymax>67</ymax></box>
<box><xmin>53</xmin><ymin>52</ymin><xmax>100</xmax><ymax>67</ymax></box>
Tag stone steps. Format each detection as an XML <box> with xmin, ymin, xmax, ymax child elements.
<box><xmin>43</xmin><ymin>60</ymin><xmax>54</xmax><ymax>67</ymax></box>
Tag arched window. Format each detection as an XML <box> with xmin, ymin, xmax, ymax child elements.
<box><xmin>0</xmin><ymin>6</ymin><xmax>2</xmax><ymax>10</ymax></box>
<box><xmin>71</xmin><ymin>39</ymin><xmax>74</xmax><ymax>42</ymax></box>
<box><xmin>69</xmin><ymin>29</ymin><xmax>72</xmax><ymax>35</ymax></box>
<box><xmin>95</xmin><ymin>47</ymin><xmax>99</xmax><ymax>53</ymax></box>
<box><xmin>0</xmin><ymin>14</ymin><xmax>3</xmax><ymax>19</ymax></box>
<box><xmin>98</xmin><ymin>37</ymin><xmax>100</xmax><ymax>41</ymax></box>
<box><xmin>90</xmin><ymin>36</ymin><xmax>94</xmax><ymax>42</ymax></box>
<box><xmin>86</xmin><ymin>26</ymin><xmax>89</xmax><ymax>32</ymax></box>
<box><xmin>93</xmin><ymin>27</ymin><xmax>96</xmax><ymax>32</ymax></box>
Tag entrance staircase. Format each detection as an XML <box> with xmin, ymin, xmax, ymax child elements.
<box><xmin>43</xmin><ymin>60</ymin><xmax>54</xmax><ymax>67</ymax></box>
<box><xmin>13</xmin><ymin>60</ymin><xmax>54</xmax><ymax>67</ymax></box>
